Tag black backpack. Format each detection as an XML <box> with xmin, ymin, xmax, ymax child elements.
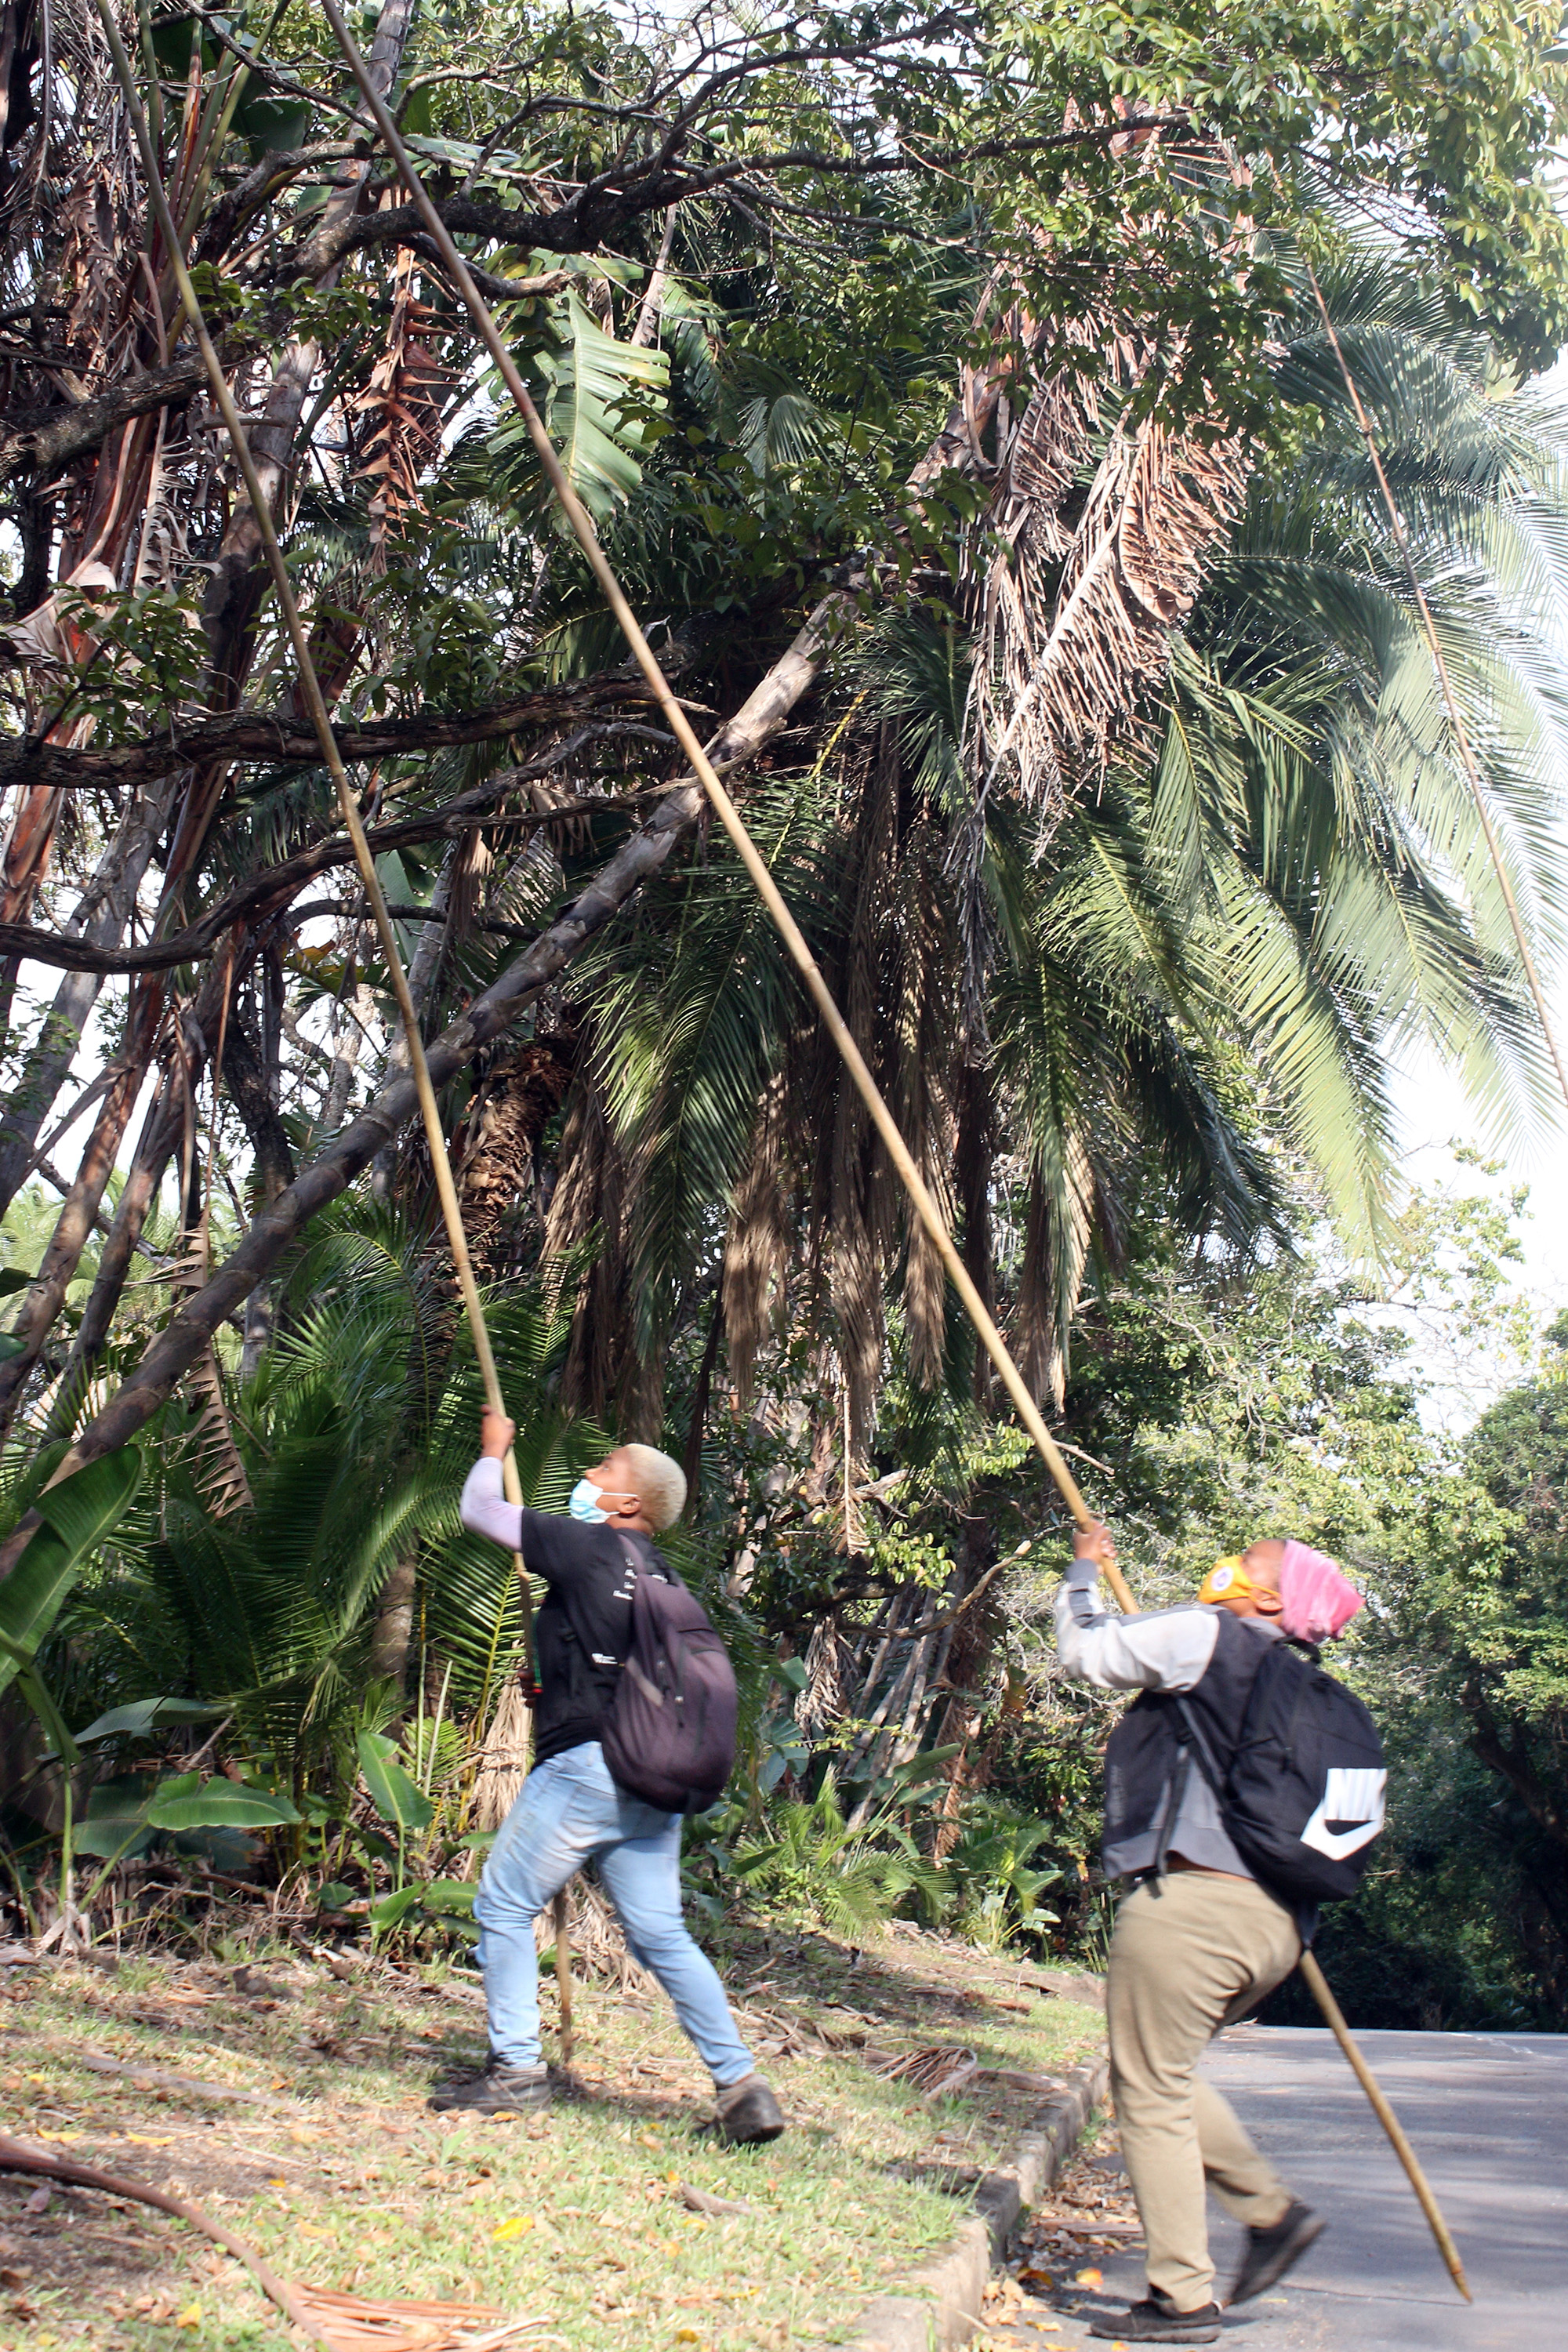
<box><xmin>1174</xmin><ymin>1639</ymin><xmax>1386</xmax><ymax>1905</ymax></box>
<box><xmin>599</xmin><ymin>1537</ymin><xmax>739</xmax><ymax>1814</ymax></box>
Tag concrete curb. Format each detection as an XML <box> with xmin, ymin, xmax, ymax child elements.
<box><xmin>852</xmin><ymin>2050</ymin><xmax>1110</xmax><ymax>2352</ymax></box>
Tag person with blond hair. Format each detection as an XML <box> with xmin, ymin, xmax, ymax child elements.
<box><xmin>430</xmin><ymin>1410</ymin><xmax>784</xmax><ymax>2145</ymax></box>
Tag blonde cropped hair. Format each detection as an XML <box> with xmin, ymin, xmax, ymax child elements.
<box><xmin>623</xmin><ymin>1443</ymin><xmax>688</xmax><ymax>1532</ymax></box>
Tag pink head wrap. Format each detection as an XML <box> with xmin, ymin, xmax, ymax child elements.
<box><xmin>1278</xmin><ymin>1540</ymin><xmax>1363</xmax><ymax>1643</ymax></box>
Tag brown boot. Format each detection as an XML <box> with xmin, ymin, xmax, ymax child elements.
<box><xmin>427</xmin><ymin>2057</ymin><xmax>553</xmax><ymax>2115</ymax></box>
<box><xmin>713</xmin><ymin>2072</ymin><xmax>786</xmax><ymax>2144</ymax></box>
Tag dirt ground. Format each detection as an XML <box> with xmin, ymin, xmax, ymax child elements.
<box><xmin>0</xmin><ymin>1923</ymin><xmax>1105</xmax><ymax>2350</ymax></box>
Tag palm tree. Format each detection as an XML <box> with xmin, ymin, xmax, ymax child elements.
<box><xmin>521</xmin><ymin>238</ymin><xmax>1567</xmax><ymax>1446</ymax></box>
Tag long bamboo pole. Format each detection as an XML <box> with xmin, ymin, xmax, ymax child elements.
<box><xmin>315</xmin><ymin>0</ymin><xmax>1134</xmax><ymax>1620</ymax></box>
<box><xmin>91</xmin><ymin>0</ymin><xmax>541</xmax><ymax>1783</ymax></box>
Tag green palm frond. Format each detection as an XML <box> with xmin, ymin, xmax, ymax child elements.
<box><xmin>498</xmin><ymin>293</ymin><xmax>671</xmax><ymax>521</ymax></box>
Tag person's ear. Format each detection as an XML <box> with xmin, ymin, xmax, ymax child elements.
<box><xmin>1253</xmin><ymin>1583</ymin><xmax>1283</xmax><ymax>1618</ymax></box>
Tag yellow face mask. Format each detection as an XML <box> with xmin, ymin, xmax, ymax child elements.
<box><xmin>1197</xmin><ymin>1555</ymin><xmax>1254</xmax><ymax>1606</ymax></box>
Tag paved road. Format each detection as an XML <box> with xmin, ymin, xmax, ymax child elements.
<box><xmin>1024</xmin><ymin>2026</ymin><xmax>1568</xmax><ymax>2351</ymax></box>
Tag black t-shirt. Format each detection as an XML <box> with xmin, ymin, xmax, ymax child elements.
<box><xmin>518</xmin><ymin>1511</ymin><xmax>667</xmax><ymax>1766</ymax></box>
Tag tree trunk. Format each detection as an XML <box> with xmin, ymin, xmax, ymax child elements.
<box><xmin>371</xmin><ymin>846</ymin><xmax>453</xmax><ymax>1198</ymax></box>
<box><xmin>230</xmin><ymin>949</ymin><xmax>290</xmax><ymax>1378</ymax></box>
<box><xmin>0</xmin><ymin>768</ymin><xmax>183</xmax><ymax>1221</ymax></box>
<box><xmin>43</xmin><ymin>943</ymin><xmax>256</xmax><ymax>1417</ymax></box>
<box><xmin>368</xmin><ymin>1553</ymin><xmax>418</xmax><ymax>1687</ymax></box>
<box><xmin>321</xmin><ymin>976</ymin><xmax>378</xmax><ymax>1137</ymax></box>
<box><xmin>47</xmin><ymin>1073</ymin><xmax>179</xmax><ymax>1425</ymax></box>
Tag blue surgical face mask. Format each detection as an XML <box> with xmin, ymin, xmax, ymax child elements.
<box><xmin>568</xmin><ymin>1478</ymin><xmax>609</xmax><ymax>1523</ymax></box>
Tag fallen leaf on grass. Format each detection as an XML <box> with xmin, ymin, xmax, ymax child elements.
<box><xmin>175</xmin><ymin>2307</ymin><xmax>202</xmax><ymax>2329</ymax></box>
<box><xmin>493</xmin><ymin>2216</ymin><xmax>534</xmax><ymax>2241</ymax></box>
<box><xmin>677</xmin><ymin>2180</ymin><xmax>750</xmax><ymax>2217</ymax></box>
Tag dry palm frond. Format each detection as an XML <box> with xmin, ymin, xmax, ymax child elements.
<box><xmin>355</xmin><ymin>250</ymin><xmax>452</xmax><ymax>565</ymax></box>
<box><xmin>543</xmin><ymin>1051</ymin><xmax>633</xmax><ymax>1417</ymax></box>
<box><xmin>971</xmin><ymin>383</ymin><xmax>1252</xmax><ymax>806</ymax></box>
<box><xmin>181</xmin><ymin>1339</ymin><xmax>252</xmax><ymax>1516</ymax></box>
<box><xmin>796</xmin><ymin>1615</ymin><xmax>858</xmax><ymax>1739</ymax></box>
<box><xmin>470</xmin><ymin>1676</ymin><xmax>532</xmax><ymax>1831</ymax></box>
<box><xmin>285</xmin><ymin>2285</ymin><xmax>543</xmax><ymax>2350</ymax></box>
<box><xmin>866</xmin><ymin>2042</ymin><xmax>979</xmax><ymax>2096</ymax></box>
<box><xmin>445</xmin><ymin>829</ymin><xmax>493</xmax><ymax>946</ymax></box>
<box><xmin>721</xmin><ymin>1071</ymin><xmax>793</xmax><ymax>1410</ymax></box>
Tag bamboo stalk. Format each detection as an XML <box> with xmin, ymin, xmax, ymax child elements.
<box><xmin>551</xmin><ymin>1888</ymin><xmax>575</xmax><ymax>2069</ymax></box>
<box><xmin>1297</xmin><ymin>1949</ymin><xmax>1470</xmax><ymax>2299</ymax></box>
<box><xmin>317</xmin><ymin>0</ymin><xmax>1132</xmax><ymax>1617</ymax></box>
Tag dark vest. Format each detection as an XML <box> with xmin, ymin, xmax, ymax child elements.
<box><xmin>1102</xmin><ymin>1610</ymin><xmax>1275</xmax><ymax>1872</ymax></box>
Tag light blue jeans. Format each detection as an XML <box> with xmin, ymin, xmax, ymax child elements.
<box><xmin>474</xmin><ymin>1740</ymin><xmax>753</xmax><ymax>2086</ymax></box>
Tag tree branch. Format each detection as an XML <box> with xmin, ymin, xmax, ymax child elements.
<box><xmin>1466</xmin><ymin>1689</ymin><xmax>1568</xmax><ymax>1855</ymax></box>
<box><xmin>278</xmin><ymin>120</ymin><xmax>1189</xmax><ymax>284</ymax></box>
<box><xmin>0</xmin><ymin>723</ymin><xmax>670</xmax><ymax>973</ymax></box>
<box><xmin>0</xmin><ymin>677</ymin><xmax>666</xmax><ymax>799</ymax></box>
<box><xmin>0</xmin><ymin>358</ymin><xmax>208</xmax><ymax>492</ymax></box>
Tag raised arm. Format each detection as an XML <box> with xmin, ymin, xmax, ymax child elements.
<box><xmin>459</xmin><ymin>1409</ymin><xmax>524</xmax><ymax>1552</ymax></box>
<box><xmin>1054</xmin><ymin>1519</ymin><xmax>1219</xmax><ymax>1693</ymax></box>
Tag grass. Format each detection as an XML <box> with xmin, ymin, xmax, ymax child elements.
<box><xmin>0</xmin><ymin>1922</ymin><xmax>1103</xmax><ymax>2350</ymax></box>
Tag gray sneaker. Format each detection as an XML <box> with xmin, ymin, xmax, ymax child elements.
<box><xmin>1227</xmin><ymin>2199</ymin><xmax>1325</xmax><ymax>2305</ymax></box>
<box><xmin>427</xmin><ymin>2056</ymin><xmax>553</xmax><ymax>2115</ymax></box>
<box><xmin>713</xmin><ymin>2072</ymin><xmax>786</xmax><ymax>2144</ymax></box>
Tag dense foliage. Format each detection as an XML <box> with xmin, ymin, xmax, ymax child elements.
<box><xmin>1</xmin><ymin>2</ymin><xmax>1566</xmax><ymax>2009</ymax></box>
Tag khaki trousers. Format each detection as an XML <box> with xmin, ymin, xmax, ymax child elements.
<box><xmin>1107</xmin><ymin>1872</ymin><xmax>1301</xmax><ymax>2310</ymax></box>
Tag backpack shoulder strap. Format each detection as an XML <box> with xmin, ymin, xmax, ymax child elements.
<box><xmin>618</xmin><ymin>1531</ymin><xmax>681</xmax><ymax>1588</ymax></box>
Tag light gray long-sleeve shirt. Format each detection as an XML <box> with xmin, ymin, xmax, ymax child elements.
<box><xmin>1054</xmin><ymin>1560</ymin><xmax>1283</xmax><ymax>1880</ymax></box>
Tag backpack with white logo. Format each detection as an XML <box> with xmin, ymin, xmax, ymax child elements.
<box><xmin>599</xmin><ymin>1537</ymin><xmax>738</xmax><ymax>1815</ymax></box>
<box><xmin>1176</xmin><ymin>1639</ymin><xmax>1386</xmax><ymax>1904</ymax></box>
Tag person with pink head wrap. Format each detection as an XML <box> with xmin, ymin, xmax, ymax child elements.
<box><xmin>1277</xmin><ymin>1540</ymin><xmax>1363</xmax><ymax>1645</ymax></box>
<box><xmin>1052</xmin><ymin>1519</ymin><xmax>1370</xmax><ymax>2342</ymax></box>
